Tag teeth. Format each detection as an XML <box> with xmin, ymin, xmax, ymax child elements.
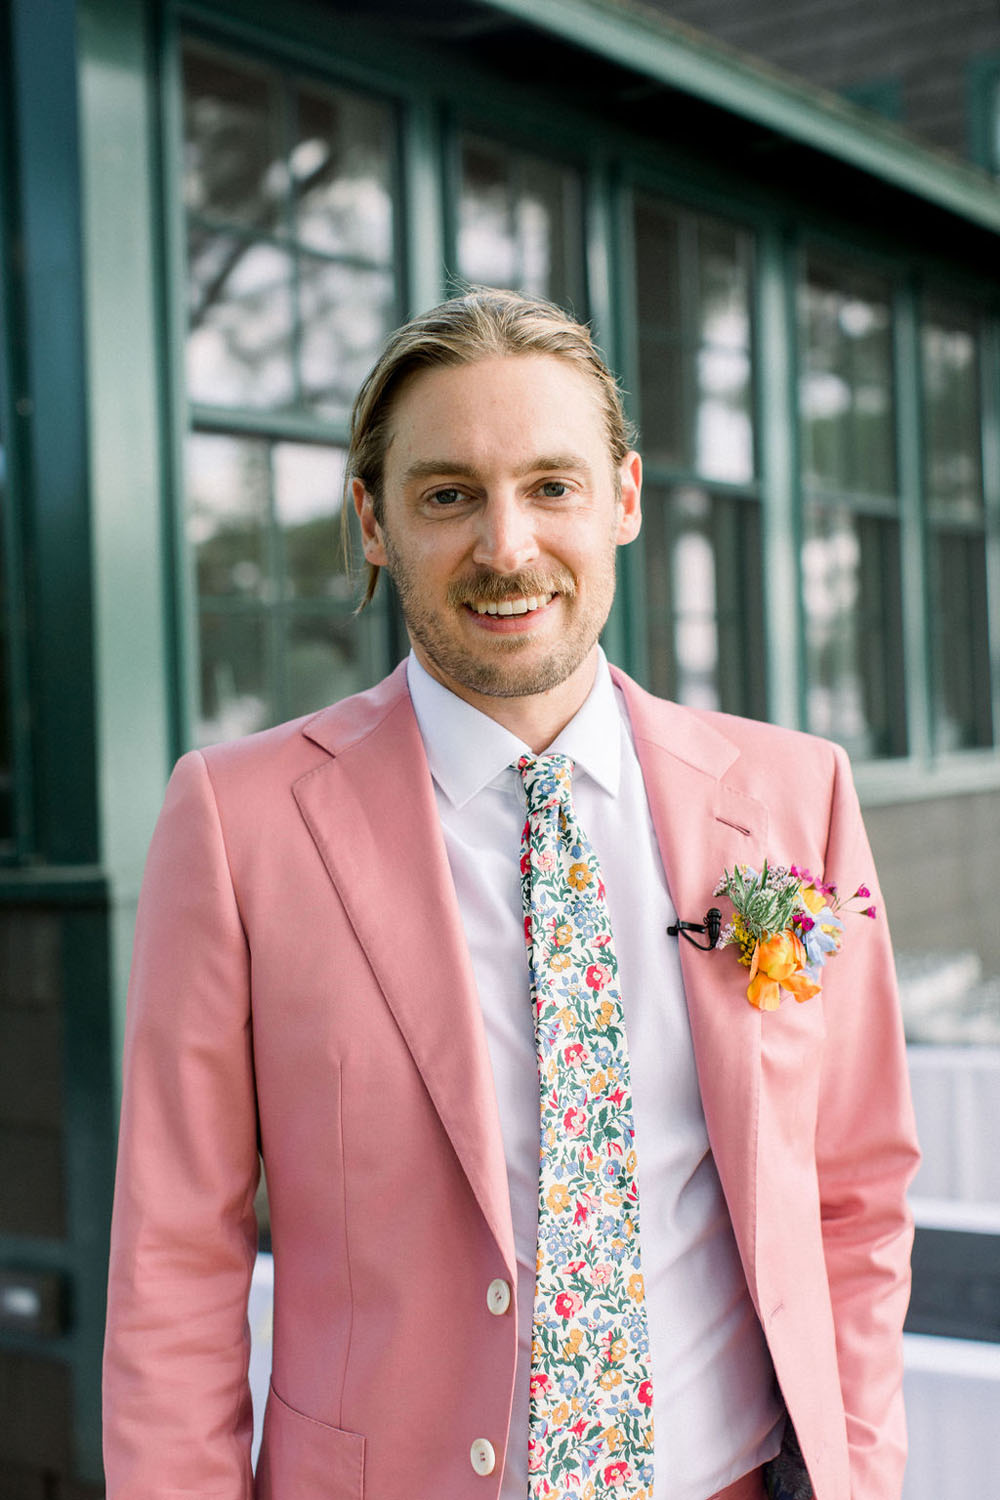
<box><xmin>471</xmin><ymin>592</ymin><xmax>553</xmax><ymax>616</ymax></box>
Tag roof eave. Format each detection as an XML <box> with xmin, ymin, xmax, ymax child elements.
<box><xmin>477</xmin><ymin>0</ymin><xmax>1000</xmax><ymax>235</ymax></box>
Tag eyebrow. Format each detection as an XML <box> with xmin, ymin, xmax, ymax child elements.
<box><xmin>401</xmin><ymin>453</ymin><xmax>593</xmax><ymax>485</ymax></box>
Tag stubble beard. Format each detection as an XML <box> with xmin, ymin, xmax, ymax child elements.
<box><xmin>381</xmin><ymin>533</ymin><xmax>618</xmax><ymax>701</ymax></box>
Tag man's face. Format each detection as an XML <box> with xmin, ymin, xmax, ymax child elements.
<box><xmin>353</xmin><ymin>354</ymin><xmax>641</xmax><ymax>717</ymax></box>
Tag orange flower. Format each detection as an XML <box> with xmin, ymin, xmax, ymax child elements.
<box><xmin>546</xmin><ymin>1184</ymin><xmax>571</xmax><ymax>1212</ymax></box>
<box><xmin>567</xmin><ymin>862</ymin><xmax>592</xmax><ymax>890</ymax></box>
<box><xmin>746</xmin><ymin>930</ymin><xmax>821</xmax><ymax>1010</ymax></box>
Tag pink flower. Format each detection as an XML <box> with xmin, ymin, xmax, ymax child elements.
<box><xmin>527</xmin><ymin>1436</ymin><xmax>545</xmax><ymax>1472</ymax></box>
<box><xmin>863</xmin><ymin>905</ymin><xmax>877</xmax><ymax>919</ymax></box>
<box><xmin>563</xmin><ymin>1042</ymin><xmax>585</xmax><ymax>1066</ymax></box>
<box><xmin>555</xmin><ymin>1290</ymin><xmax>583</xmax><ymax>1318</ymax></box>
<box><xmin>563</xmin><ymin>1105</ymin><xmax>587</xmax><ymax>1136</ymax></box>
<box><xmin>529</xmin><ymin>1371</ymin><xmax>551</xmax><ymax>1397</ymax></box>
<box><xmin>638</xmin><ymin>1379</ymin><xmax>653</xmax><ymax>1407</ymax></box>
<box><xmin>586</xmin><ymin>963</ymin><xmax>612</xmax><ymax>991</ymax></box>
<box><xmin>603</xmin><ymin>1460</ymin><xmax>631</xmax><ymax>1486</ymax></box>
<box><xmin>855</xmin><ymin>884</ymin><xmax>871</xmax><ymax>899</ymax></box>
<box><xmin>590</xmin><ymin>1263</ymin><xmax>612</xmax><ymax>1288</ymax></box>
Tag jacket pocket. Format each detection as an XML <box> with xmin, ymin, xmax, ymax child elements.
<box><xmin>256</xmin><ymin>1380</ymin><xmax>365</xmax><ymax>1499</ymax></box>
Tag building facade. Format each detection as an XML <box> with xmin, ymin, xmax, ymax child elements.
<box><xmin>2</xmin><ymin>0</ymin><xmax>1000</xmax><ymax>1490</ymax></box>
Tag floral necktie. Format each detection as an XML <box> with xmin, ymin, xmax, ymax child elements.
<box><xmin>516</xmin><ymin>754</ymin><xmax>654</xmax><ymax>1499</ymax></box>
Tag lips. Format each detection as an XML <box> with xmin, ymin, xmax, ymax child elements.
<box><xmin>469</xmin><ymin>592</ymin><xmax>555</xmax><ymax>617</ymax></box>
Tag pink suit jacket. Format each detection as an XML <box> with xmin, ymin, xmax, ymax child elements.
<box><xmin>103</xmin><ymin>663</ymin><xmax>919</xmax><ymax>1500</ymax></box>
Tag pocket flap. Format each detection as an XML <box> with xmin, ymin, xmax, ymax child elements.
<box><xmin>256</xmin><ymin>1382</ymin><xmax>365</xmax><ymax>1498</ymax></box>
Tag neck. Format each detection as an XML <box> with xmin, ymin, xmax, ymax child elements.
<box><xmin>413</xmin><ymin>647</ymin><xmax>599</xmax><ymax>753</ymax></box>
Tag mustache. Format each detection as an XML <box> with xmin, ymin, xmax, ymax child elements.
<box><xmin>446</xmin><ymin>569</ymin><xmax>576</xmax><ymax>608</ymax></box>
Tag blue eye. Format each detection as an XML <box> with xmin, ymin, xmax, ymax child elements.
<box><xmin>539</xmin><ymin>481</ymin><xmax>568</xmax><ymax>498</ymax></box>
<box><xmin>429</xmin><ymin>488</ymin><xmax>464</xmax><ymax>506</ymax></box>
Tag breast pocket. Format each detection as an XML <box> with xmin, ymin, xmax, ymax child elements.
<box><xmin>256</xmin><ymin>1381</ymin><xmax>365</xmax><ymax>1499</ymax></box>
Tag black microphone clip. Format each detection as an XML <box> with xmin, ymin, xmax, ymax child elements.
<box><xmin>667</xmin><ymin>906</ymin><xmax>722</xmax><ymax>951</ymax></box>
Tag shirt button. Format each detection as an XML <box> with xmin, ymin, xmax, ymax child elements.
<box><xmin>470</xmin><ymin>1437</ymin><xmax>497</xmax><ymax>1476</ymax></box>
<box><xmin>486</xmin><ymin>1278</ymin><xmax>512</xmax><ymax>1315</ymax></box>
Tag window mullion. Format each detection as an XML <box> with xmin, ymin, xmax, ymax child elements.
<box><xmin>755</xmin><ymin>222</ymin><xmax>802</xmax><ymax>730</ymax></box>
<box><xmin>894</xmin><ymin>280</ymin><xmax>933</xmax><ymax>765</ymax></box>
<box><xmin>980</xmin><ymin>311</ymin><xmax>1000</xmax><ymax>748</ymax></box>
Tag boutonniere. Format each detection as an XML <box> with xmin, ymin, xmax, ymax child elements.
<box><xmin>713</xmin><ymin>862</ymin><xmax>876</xmax><ymax>1011</ymax></box>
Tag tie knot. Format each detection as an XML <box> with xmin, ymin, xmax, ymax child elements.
<box><xmin>516</xmin><ymin>753</ymin><xmax>575</xmax><ymax>813</ymax></box>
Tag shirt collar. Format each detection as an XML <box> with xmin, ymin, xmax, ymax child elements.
<box><xmin>406</xmin><ymin>649</ymin><xmax>622</xmax><ymax>810</ymax></box>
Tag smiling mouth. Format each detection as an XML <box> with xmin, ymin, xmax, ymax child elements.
<box><xmin>468</xmin><ymin>592</ymin><xmax>555</xmax><ymax>617</ymax></box>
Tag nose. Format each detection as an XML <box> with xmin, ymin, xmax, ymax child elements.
<box><xmin>471</xmin><ymin>491</ymin><xmax>540</xmax><ymax>574</ymax></box>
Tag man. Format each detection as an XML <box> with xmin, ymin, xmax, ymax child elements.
<box><xmin>103</xmin><ymin>289</ymin><xmax>919</xmax><ymax>1500</ymax></box>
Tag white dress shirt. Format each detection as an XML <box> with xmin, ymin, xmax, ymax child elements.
<box><xmin>407</xmin><ymin>650</ymin><xmax>783</xmax><ymax>1500</ymax></box>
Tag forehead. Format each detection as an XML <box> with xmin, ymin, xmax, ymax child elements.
<box><xmin>384</xmin><ymin>354</ymin><xmax>611</xmax><ymax>472</ymax></box>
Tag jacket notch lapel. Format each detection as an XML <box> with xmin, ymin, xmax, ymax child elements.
<box><xmin>293</xmin><ymin>686</ymin><xmax>516</xmax><ymax>1276</ymax></box>
<box><xmin>616</xmin><ymin>671</ymin><xmax>769</xmax><ymax>1297</ymax></box>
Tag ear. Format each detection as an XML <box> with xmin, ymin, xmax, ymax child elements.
<box><xmin>614</xmin><ymin>451</ymin><xmax>642</xmax><ymax>545</ymax></box>
<box><xmin>352</xmin><ymin>477</ymin><xmax>388</xmax><ymax>567</ymax></box>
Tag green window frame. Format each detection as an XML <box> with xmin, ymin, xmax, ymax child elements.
<box><xmin>797</xmin><ymin>250</ymin><xmax>908</xmax><ymax>761</ymax></box>
<box><xmin>175</xmin><ymin>30</ymin><xmax>404</xmax><ymax>747</ymax></box>
<box><xmin>921</xmin><ymin>296</ymin><xmax>994</xmax><ymax>753</ymax></box>
<box><xmin>629</xmin><ymin>186</ymin><xmax>766</xmax><ymax>721</ymax></box>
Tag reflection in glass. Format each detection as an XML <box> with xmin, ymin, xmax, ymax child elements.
<box><xmin>802</xmin><ymin>505</ymin><xmax>906</xmax><ymax>758</ymax></box>
<box><xmin>274</xmin><ymin>443</ymin><xmax>349</xmax><ymax>599</ymax></box>
<box><xmin>183</xmin><ymin>44</ymin><xmax>284</xmax><ymax>230</ymax></box>
<box><xmin>929</xmin><ymin>532</ymin><xmax>992</xmax><ymax>750</ymax></box>
<box><xmin>294</xmin><ymin>87</ymin><xmax>394</xmax><ymax>261</ymax></box>
<box><xmin>284</xmin><ymin>615</ymin><xmax>364</xmax><ymax>719</ymax></box>
<box><xmin>644</xmin><ymin>485</ymin><xmax>765</xmax><ymax>718</ymax></box>
<box><xmin>922</xmin><ymin>306</ymin><xmax>982</xmax><ymax>520</ymax></box>
<box><xmin>799</xmin><ymin>261</ymin><xmax>895</xmax><ymax>496</ymax></box>
<box><xmin>634</xmin><ymin>194</ymin><xmax>754</xmax><ymax>484</ymax></box>
<box><xmin>187</xmin><ymin>434</ymin><xmax>270</xmax><ymax>599</ymax></box>
<box><xmin>298</xmin><ymin>258</ymin><xmax>396</xmax><ymax>420</ymax></box>
<box><xmin>187</xmin><ymin>235</ymin><xmax>295</xmax><ymax>409</ymax></box>
<box><xmin>197</xmin><ymin>611</ymin><xmax>269</xmax><ymax>746</ymax></box>
<box><xmin>458</xmin><ymin>137</ymin><xmax>582</xmax><ymax>308</ymax></box>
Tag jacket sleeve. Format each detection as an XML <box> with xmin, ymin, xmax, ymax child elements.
<box><xmin>815</xmin><ymin>743</ymin><xmax>921</xmax><ymax>1499</ymax></box>
<box><xmin>103</xmin><ymin>750</ymin><xmax>260</xmax><ymax>1500</ymax></box>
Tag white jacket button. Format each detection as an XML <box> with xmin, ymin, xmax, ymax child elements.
<box><xmin>470</xmin><ymin>1438</ymin><xmax>497</xmax><ymax>1476</ymax></box>
<box><xmin>486</xmin><ymin>1278</ymin><xmax>511</xmax><ymax>1315</ymax></box>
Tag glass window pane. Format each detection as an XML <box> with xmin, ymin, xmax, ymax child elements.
<box><xmin>929</xmin><ymin>532</ymin><xmax>993</xmax><ymax>751</ymax></box>
<box><xmin>187</xmin><ymin>433</ymin><xmax>270</xmax><ymax>600</ymax></box>
<box><xmin>634</xmin><ymin>193</ymin><xmax>754</xmax><ymax>484</ymax></box>
<box><xmin>458</xmin><ymin>136</ymin><xmax>583</xmax><ymax>308</ymax></box>
<box><xmin>633</xmin><ymin>196</ymin><xmax>682</xmax><ymax>330</ymax></box>
<box><xmin>187</xmin><ymin>235</ymin><xmax>295</xmax><ymax>409</ymax></box>
<box><xmin>802</xmin><ymin>505</ymin><xmax>906</xmax><ymax>758</ymax></box>
<box><xmin>298</xmin><ymin>257</ymin><xmax>396</xmax><ymax>421</ymax></box>
<box><xmin>197</xmin><ymin>611</ymin><xmax>270</xmax><ymax>746</ymax></box>
<box><xmin>644</xmin><ymin>484</ymin><xmax>765</xmax><ymax>718</ymax></box>
<box><xmin>273</xmin><ymin>442</ymin><xmax>349</xmax><ymax>601</ymax></box>
<box><xmin>293</xmin><ymin>86</ymin><xmax>394</xmax><ymax>261</ymax></box>
<box><xmin>637</xmin><ymin>335</ymin><xmax>686</xmax><ymax>471</ymax></box>
<box><xmin>922</xmin><ymin>305</ymin><xmax>982</xmax><ymax>520</ymax></box>
<box><xmin>282</xmin><ymin>614</ymin><xmax>369</xmax><ymax>720</ymax></box>
<box><xmin>183</xmin><ymin>44</ymin><xmax>285</xmax><ymax>231</ymax></box>
<box><xmin>697</xmin><ymin>219</ymin><xmax>751</xmax><ymax>350</ymax></box>
<box><xmin>799</xmin><ymin>260</ymin><xmax>895</xmax><ymax>497</ymax></box>
<box><xmin>694</xmin><ymin>345</ymin><xmax>753</xmax><ymax>484</ymax></box>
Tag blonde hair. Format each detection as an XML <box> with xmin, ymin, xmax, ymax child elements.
<box><xmin>345</xmin><ymin>287</ymin><xmax>634</xmax><ymax>605</ymax></box>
